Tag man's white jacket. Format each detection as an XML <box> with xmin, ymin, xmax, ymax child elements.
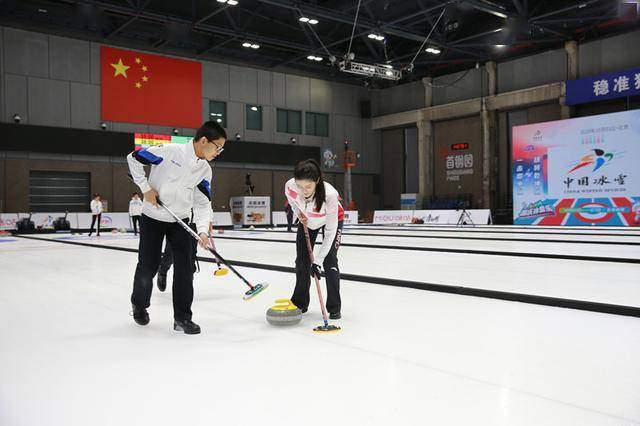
<box><xmin>127</xmin><ymin>142</ymin><xmax>213</xmax><ymax>235</ymax></box>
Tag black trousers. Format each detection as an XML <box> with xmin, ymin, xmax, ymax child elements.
<box><xmin>157</xmin><ymin>222</ymin><xmax>197</xmax><ymax>276</ymax></box>
<box><xmin>292</xmin><ymin>221</ymin><xmax>343</xmax><ymax>314</ymax></box>
<box><xmin>131</xmin><ymin>215</ymin><xmax>141</xmax><ymax>235</ymax></box>
<box><xmin>89</xmin><ymin>214</ymin><xmax>101</xmax><ymax>235</ymax></box>
<box><xmin>131</xmin><ymin>215</ymin><xmax>194</xmax><ymax>321</ymax></box>
<box><xmin>286</xmin><ymin>210</ymin><xmax>293</xmax><ymax>232</ymax></box>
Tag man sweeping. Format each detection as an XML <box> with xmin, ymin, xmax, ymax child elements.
<box><xmin>126</xmin><ymin>121</ymin><xmax>226</xmax><ymax>334</ymax></box>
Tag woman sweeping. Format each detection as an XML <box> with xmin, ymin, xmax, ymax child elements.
<box><xmin>284</xmin><ymin>159</ymin><xmax>344</xmax><ymax>319</ymax></box>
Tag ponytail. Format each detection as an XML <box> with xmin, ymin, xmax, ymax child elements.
<box><xmin>294</xmin><ymin>159</ymin><xmax>325</xmax><ymax>212</ymax></box>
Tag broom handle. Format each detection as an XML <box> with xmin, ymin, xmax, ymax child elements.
<box><xmin>156</xmin><ymin>199</ymin><xmax>254</xmax><ymax>290</ymax></box>
<box><xmin>302</xmin><ymin>223</ymin><xmax>329</xmax><ymax>326</ymax></box>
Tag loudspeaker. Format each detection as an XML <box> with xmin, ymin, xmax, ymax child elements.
<box><xmin>53</xmin><ymin>212</ymin><xmax>71</xmax><ymax>231</ymax></box>
<box><xmin>16</xmin><ymin>213</ymin><xmax>35</xmax><ymax>232</ymax></box>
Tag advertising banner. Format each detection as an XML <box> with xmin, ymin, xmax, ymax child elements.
<box><xmin>512</xmin><ymin>110</ymin><xmax>640</xmax><ymax>226</ymax></box>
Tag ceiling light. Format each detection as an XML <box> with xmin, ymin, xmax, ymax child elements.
<box><xmin>217</xmin><ymin>0</ymin><xmax>227</xmax><ymax>3</ymax></box>
<box><xmin>250</xmin><ymin>106</ymin><xmax>258</xmax><ymax>111</ymax></box>
<box><xmin>385</xmin><ymin>70</ymin><xmax>393</xmax><ymax>76</ymax></box>
<box><xmin>495</xmin><ymin>44</ymin><xmax>507</xmax><ymax>48</ymax></box>
<box><xmin>308</xmin><ymin>19</ymin><xmax>318</xmax><ymax>25</ymax></box>
<box><xmin>425</xmin><ymin>47</ymin><xmax>441</xmax><ymax>55</ymax></box>
<box><xmin>578</xmin><ymin>3</ymin><xmax>587</xmax><ymax>8</ymax></box>
<box><xmin>242</xmin><ymin>42</ymin><xmax>251</xmax><ymax>47</ymax></box>
<box><xmin>368</xmin><ymin>33</ymin><xmax>385</xmax><ymax>41</ymax></box>
<box><xmin>251</xmin><ymin>44</ymin><xmax>260</xmax><ymax>49</ymax></box>
<box><xmin>216</xmin><ymin>119</ymin><xmax>222</xmax><ymax>123</ymax></box>
<box><xmin>314</xmin><ymin>56</ymin><xmax>322</xmax><ymax>61</ymax></box>
<box><xmin>227</xmin><ymin>0</ymin><xmax>238</xmax><ymax>5</ymax></box>
<box><xmin>299</xmin><ymin>17</ymin><xmax>310</xmax><ymax>23</ymax></box>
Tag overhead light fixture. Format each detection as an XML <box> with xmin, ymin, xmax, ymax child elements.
<box><xmin>299</xmin><ymin>16</ymin><xmax>318</xmax><ymax>24</ymax></box>
<box><xmin>578</xmin><ymin>3</ymin><xmax>587</xmax><ymax>8</ymax></box>
<box><xmin>425</xmin><ymin>47</ymin><xmax>441</xmax><ymax>55</ymax></box>
<box><xmin>307</xmin><ymin>55</ymin><xmax>323</xmax><ymax>61</ymax></box>
<box><xmin>242</xmin><ymin>42</ymin><xmax>252</xmax><ymax>47</ymax></box>
<box><xmin>250</xmin><ymin>106</ymin><xmax>258</xmax><ymax>111</ymax></box>
<box><xmin>216</xmin><ymin>0</ymin><xmax>227</xmax><ymax>2</ymax></box>
<box><xmin>251</xmin><ymin>44</ymin><xmax>260</xmax><ymax>49</ymax></box>
<box><xmin>242</xmin><ymin>42</ymin><xmax>260</xmax><ymax>49</ymax></box>
<box><xmin>495</xmin><ymin>44</ymin><xmax>507</xmax><ymax>48</ymax></box>
<box><xmin>216</xmin><ymin>118</ymin><xmax>223</xmax><ymax>123</ymax></box>
<box><xmin>367</xmin><ymin>33</ymin><xmax>385</xmax><ymax>41</ymax></box>
<box><xmin>227</xmin><ymin>0</ymin><xmax>238</xmax><ymax>5</ymax></box>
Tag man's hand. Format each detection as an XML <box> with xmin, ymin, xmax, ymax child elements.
<box><xmin>297</xmin><ymin>211</ymin><xmax>308</xmax><ymax>227</ymax></box>
<box><xmin>198</xmin><ymin>233</ymin><xmax>210</xmax><ymax>249</ymax></box>
<box><xmin>144</xmin><ymin>189</ymin><xmax>159</xmax><ymax>207</ymax></box>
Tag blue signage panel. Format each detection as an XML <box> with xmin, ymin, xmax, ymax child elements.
<box><xmin>566</xmin><ymin>67</ymin><xmax>640</xmax><ymax>106</ymax></box>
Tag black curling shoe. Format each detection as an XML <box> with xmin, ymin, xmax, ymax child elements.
<box><xmin>132</xmin><ymin>305</ymin><xmax>150</xmax><ymax>325</ymax></box>
<box><xmin>329</xmin><ymin>312</ymin><xmax>341</xmax><ymax>320</ymax></box>
<box><xmin>174</xmin><ymin>319</ymin><xmax>201</xmax><ymax>334</ymax></box>
<box><xmin>157</xmin><ymin>273</ymin><xmax>167</xmax><ymax>292</ymax></box>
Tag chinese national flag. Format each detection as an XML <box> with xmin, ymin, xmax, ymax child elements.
<box><xmin>101</xmin><ymin>47</ymin><xmax>201</xmax><ymax>128</ymax></box>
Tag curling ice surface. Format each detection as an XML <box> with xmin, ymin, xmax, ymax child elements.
<box><xmin>1</xmin><ymin>230</ymin><xmax>639</xmax><ymax>425</ymax></box>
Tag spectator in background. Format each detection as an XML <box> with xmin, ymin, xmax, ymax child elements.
<box><xmin>88</xmin><ymin>193</ymin><xmax>103</xmax><ymax>237</ymax></box>
<box><xmin>129</xmin><ymin>193</ymin><xmax>143</xmax><ymax>235</ymax></box>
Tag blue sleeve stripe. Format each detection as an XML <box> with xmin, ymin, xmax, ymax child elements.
<box><xmin>197</xmin><ymin>179</ymin><xmax>211</xmax><ymax>200</ymax></box>
<box><xmin>133</xmin><ymin>149</ymin><xmax>163</xmax><ymax>165</ymax></box>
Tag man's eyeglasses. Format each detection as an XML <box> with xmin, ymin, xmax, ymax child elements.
<box><xmin>208</xmin><ymin>140</ymin><xmax>224</xmax><ymax>154</ymax></box>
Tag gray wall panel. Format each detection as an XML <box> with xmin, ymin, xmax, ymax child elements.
<box><xmin>309</xmin><ymin>78</ymin><xmax>332</xmax><ymax>113</ymax></box>
<box><xmin>498</xmin><ymin>49</ymin><xmax>566</xmax><ymax>93</ymax></box>
<box><xmin>90</xmin><ymin>43</ymin><xmax>101</xmax><ymax>85</ymax></box>
<box><xmin>271</xmin><ymin>72</ymin><xmax>285</xmax><ymax>107</ymax></box>
<box><xmin>229</xmin><ymin>65</ymin><xmax>257</xmax><ymax>104</ymax></box>
<box><xmin>148</xmin><ymin>125</ymin><xmax>174</xmax><ymax>135</ymax></box>
<box><xmin>372</xmin><ymin>80</ymin><xmax>425</xmax><ymax>116</ymax></box>
<box><xmin>285</xmin><ymin>74</ymin><xmax>309</xmax><ymax>111</ymax></box>
<box><xmin>5</xmin><ymin>74</ymin><xmax>28</xmax><ymax>123</ymax></box>
<box><xmin>579</xmin><ymin>30</ymin><xmax>640</xmax><ymax>77</ymax></box>
<box><xmin>70</xmin><ymin>82</ymin><xmax>99</xmax><ymax>129</ymax></box>
<box><xmin>3</xmin><ymin>28</ymin><xmax>49</xmax><ymax>78</ymax></box>
<box><xmin>112</xmin><ymin>122</ymin><xmax>148</xmax><ymax>133</ymax></box>
<box><xmin>257</xmin><ymin>69</ymin><xmax>271</xmax><ymax>106</ymax></box>
<box><xmin>433</xmin><ymin>68</ymin><xmax>486</xmax><ymax>105</ymax></box>
<box><xmin>28</xmin><ymin>77</ymin><xmax>70</xmax><ymax>127</ymax></box>
<box><xmin>49</xmin><ymin>35</ymin><xmax>91</xmax><ymax>83</ymax></box>
<box><xmin>226</xmin><ymin>101</ymin><xmax>243</xmax><ymax>137</ymax></box>
<box><xmin>202</xmin><ymin>62</ymin><xmax>229</xmax><ymax>99</ymax></box>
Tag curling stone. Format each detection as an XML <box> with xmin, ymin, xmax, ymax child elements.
<box><xmin>266</xmin><ymin>299</ymin><xmax>302</xmax><ymax>326</ymax></box>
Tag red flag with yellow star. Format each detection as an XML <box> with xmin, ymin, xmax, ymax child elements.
<box><xmin>100</xmin><ymin>47</ymin><xmax>201</xmax><ymax>128</ymax></box>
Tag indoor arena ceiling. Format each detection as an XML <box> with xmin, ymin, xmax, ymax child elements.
<box><xmin>0</xmin><ymin>0</ymin><xmax>638</xmax><ymax>85</ymax></box>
